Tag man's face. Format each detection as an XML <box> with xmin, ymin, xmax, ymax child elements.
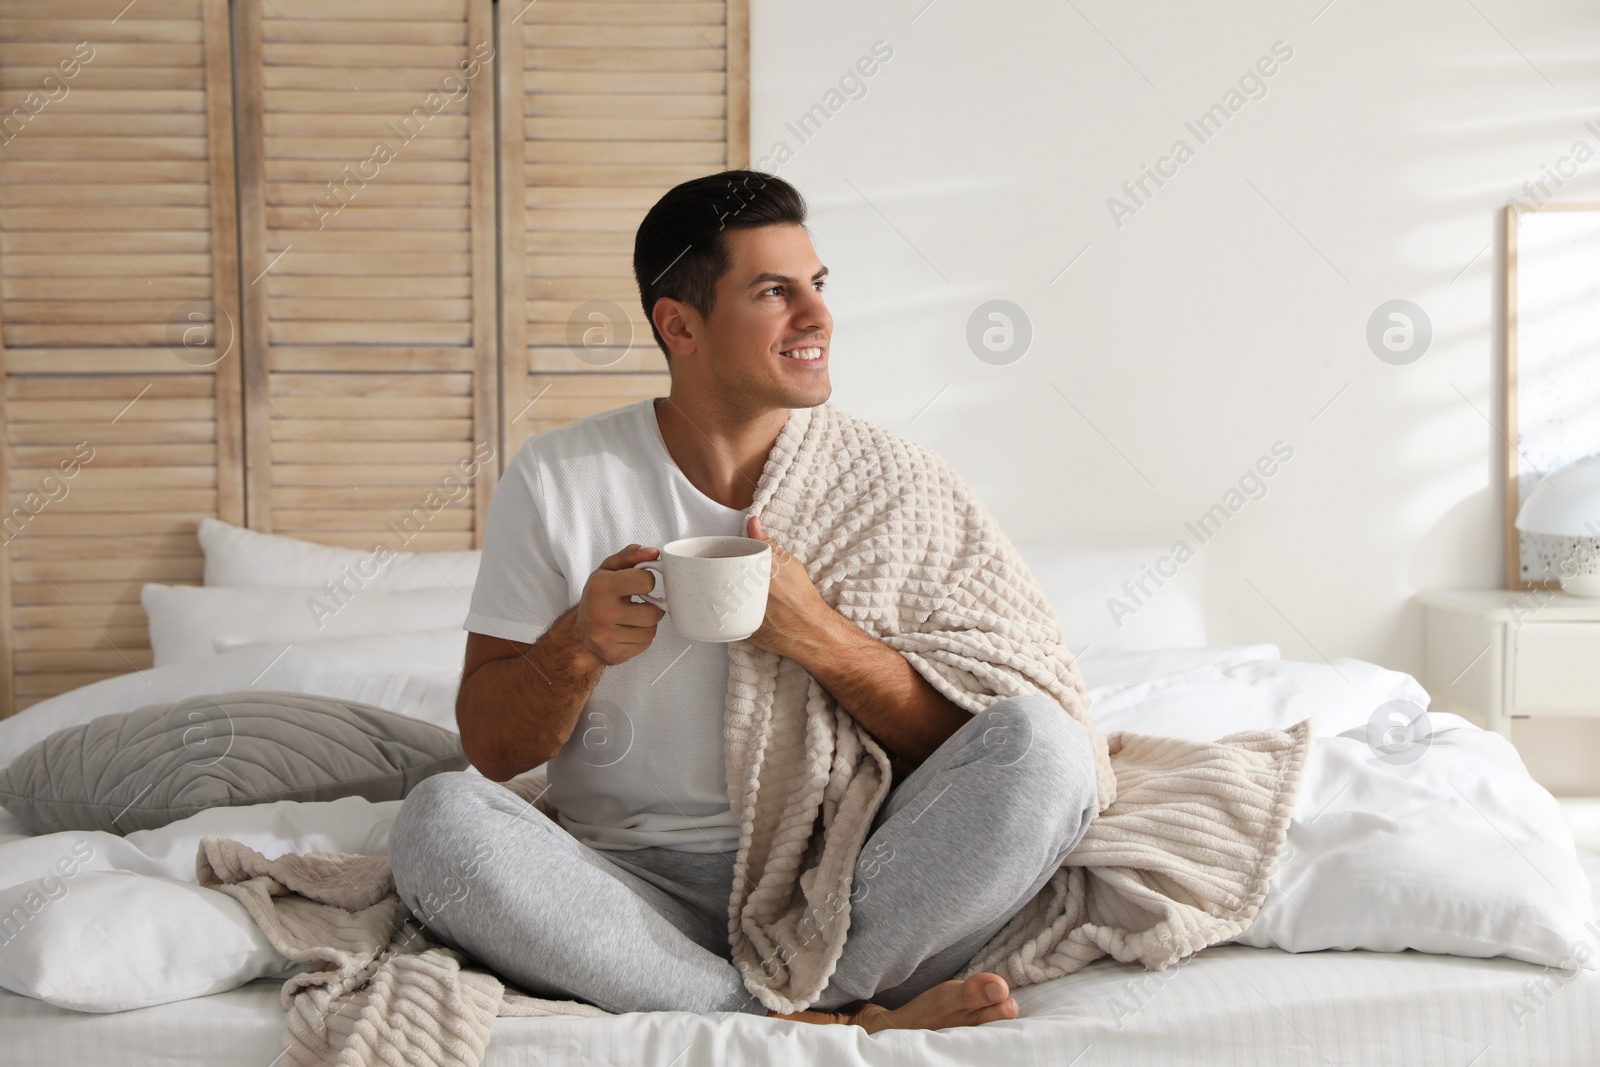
<box><xmin>679</xmin><ymin>223</ymin><xmax>832</xmax><ymax>411</ymax></box>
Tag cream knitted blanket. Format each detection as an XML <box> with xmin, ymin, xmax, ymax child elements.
<box><xmin>196</xmin><ymin>834</ymin><xmax>608</xmax><ymax>1067</ymax></box>
<box><xmin>722</xmin><ymin>401</ymin><xmax>1313</xmax><ymax>1012</ymax></box>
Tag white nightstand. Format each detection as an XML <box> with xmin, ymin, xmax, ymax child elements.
<box><xmin>1418</xmin><ymin>589</ymin><xmax>1600</xmax><ymax>737</ymax></box>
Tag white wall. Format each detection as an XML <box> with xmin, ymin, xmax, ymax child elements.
<box><xmin>748</xmin><ymin>0</ymin><xmax>1600</xmax><ymax>790</ymax></box>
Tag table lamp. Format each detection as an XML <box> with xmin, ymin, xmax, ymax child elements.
<box><xmin>1515</xmin><ymin>453</ymin><xmax>1600</xmax><ymax>596</ymax></box>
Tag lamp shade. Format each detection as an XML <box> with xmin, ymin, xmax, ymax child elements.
<box><xmin>1515</xmin><ymin>454</ymin><xmax>1600</xmax><ymax>537</ymax></box>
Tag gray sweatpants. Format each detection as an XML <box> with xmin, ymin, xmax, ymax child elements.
<box><xmin>388</xmin><ymin>692</ymin><xmax>1098</xmax><ymax>1015</ymax></box>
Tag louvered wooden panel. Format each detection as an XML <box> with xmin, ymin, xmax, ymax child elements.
<box><xmin>498</xmin><ymin>0</ymin><xmax>749</xmax><ymax>458</ymax></box>
<box><xmin>0</xmin><ymin>0</ymin><xmax>241</xmax><ymax>714</ymax></box>
<box><xmin>236</xmin><ymin>0</ymin><xmax>497</xmax><ymax>551</ymax></box>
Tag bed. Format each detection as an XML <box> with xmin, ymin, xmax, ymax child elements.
<box><xmin>4</xmin><ymin>854</ymin><xmax>1597</xmax><ymax>1066</ymax></box>
<box><xmin>0</xmin><ymin>526</ymin><xmax>1595</xmax><ymax>1065</ymax></box>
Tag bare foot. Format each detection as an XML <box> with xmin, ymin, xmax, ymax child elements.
<box><xmin>765</xmin><ymin>972</ymin><xmax>1019</xmax><ymax>1033</ymax></box>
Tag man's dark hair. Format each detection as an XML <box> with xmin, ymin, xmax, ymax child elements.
<box><xmin>632</xmin><ymin>170</ymin><xmax>808</xmax><ymax>360</ymax></box>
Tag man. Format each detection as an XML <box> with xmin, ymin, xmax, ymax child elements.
<box><xmin>388</xmin><ymin>171</ymin><xmax>1098</xmax><ymax>1032</ymax></box>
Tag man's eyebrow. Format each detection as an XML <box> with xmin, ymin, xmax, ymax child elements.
<box><xmin>746</xmin><ymin>266</ymin><xmax>829</xmax><ymax>289</ymax></box>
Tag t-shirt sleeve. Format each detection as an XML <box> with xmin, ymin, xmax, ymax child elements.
<box><xmin>462</xmin><ymin>449</ymin><xmax>570</xmax><ymax>644</ymax></box>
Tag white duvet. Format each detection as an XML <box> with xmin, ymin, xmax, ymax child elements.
<box><xmin>0</xmin><ymin>641</ymin><xmax>1593</xmax><ymax>1014</ymax></box>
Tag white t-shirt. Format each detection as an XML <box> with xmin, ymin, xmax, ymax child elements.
<box><xmin>463</xmin><ymin>397</ymin><xmax>751</xmax><ymax>852</ymax></box>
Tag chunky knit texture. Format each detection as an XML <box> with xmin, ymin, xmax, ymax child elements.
<box><xmin>196</xmin><ymin>835</ymin><xmax>609</xmax><ymax>1067</ymax></box>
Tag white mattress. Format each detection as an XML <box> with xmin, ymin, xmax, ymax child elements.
<box><xmin>6</xmin><ymin>851</ymin><xmax>1596</xmax><ymax>1066</ymax></box>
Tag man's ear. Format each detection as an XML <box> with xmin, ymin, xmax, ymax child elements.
<box><xmin>652</xmin><ymin>296</ymin><xmax>698</xmax><ymax>359</ymax></box>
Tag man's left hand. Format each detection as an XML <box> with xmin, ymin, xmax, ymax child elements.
<box><xmin>743</xmin><ymin>513</ymin><xmax>834</xmax><ymax>659</ymax></box>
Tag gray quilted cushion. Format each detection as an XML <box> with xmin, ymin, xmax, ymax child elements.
<box><xmin>0</xmin><ymin>691</ymin><xmax>467</xmax><ymax>836</ymax></box>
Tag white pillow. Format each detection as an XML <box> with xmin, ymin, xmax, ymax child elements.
<box><xmin>0</xmin><ymin>870</ymin><xmax>292</xmax><ymax>1012</ymax></box>
<box><xmin>0</xmin><ymin>794</ymin><xmax>404</xmax><ymax>1011</ymax></box>
<box><xmin>1085</xmin><ymin>655</ymin><xmax>1431</xmax><ymax>739</ymax></box>
<box><xmin>141</xmin><ymin>583</ymin><xmax>469</xmax><ymax>667</ymax></box>
<box><xmin>1235</xmin><ymin>712</ymin><xmax>1598</xmax><ymax>969</ymax></box>
<box><xmin>1012</xmin><ymin>539</ymin><xmax>1209</xmax><ymax>652</ymax></box>
<box><xmin>214</xmin><ymin>627</ymin><xmax>468</xmax><ymax>678</ymax></box>
<box><xmin>1075</xmin><ymin>644</ymin><xmax>1279</xmax><ymax>689</ymax></box>
<box><xmin>198</xmin><ymin>518</ymin><xmax>480</xmax><ymax>592</ymax></box>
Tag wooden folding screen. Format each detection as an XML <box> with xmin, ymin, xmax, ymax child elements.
<box><xmin>0</xmin><ymin>0</ymin><xmax>241</xmax><ymax>712</ymax></box>
<box><xmin>497</xmin><ymin>0</ymin><xmax>747</xmax><ymax>456</ymax></box>
<box><xmin>234</xmin><ymin>0</ymin><xmax>499</xmax><ymax>553</ymax></box>
<box><xmin>0</xmin><ymin>0</ymin><xmax>749</xmax><ymax>716</ymax></box>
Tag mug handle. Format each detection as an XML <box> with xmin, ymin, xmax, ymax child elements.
<box><xmin>632</xmin><ymin>559</ymin><xmax>668</xmax><ymax>609</ymax></box>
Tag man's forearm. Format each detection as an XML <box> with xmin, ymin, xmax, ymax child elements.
<box><xmin>786</xmin><ymin>606</ymin><xmax>971</xmax><ymax>769</ymax></box>
<box><xmin>456</xmin><ymin>606</ymin><xmax>602</xmax><ymax>781</ymax></box>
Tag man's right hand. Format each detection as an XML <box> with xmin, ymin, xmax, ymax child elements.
<box><xmin>574</xmin><ymin>544</ymin><xmax>667</xmax><ymax>666</ymax></box>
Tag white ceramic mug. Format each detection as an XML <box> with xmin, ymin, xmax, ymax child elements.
<box><xmin>633</xmin><ymin>535</ymin><xmax>772</xmax><ymax>643</ymax></box>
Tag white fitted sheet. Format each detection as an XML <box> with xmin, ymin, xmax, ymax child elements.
<box><xmin>5</xmin><ymin>849</ymin><xmax>1596</xmax><ymax>1067</ymax></box>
